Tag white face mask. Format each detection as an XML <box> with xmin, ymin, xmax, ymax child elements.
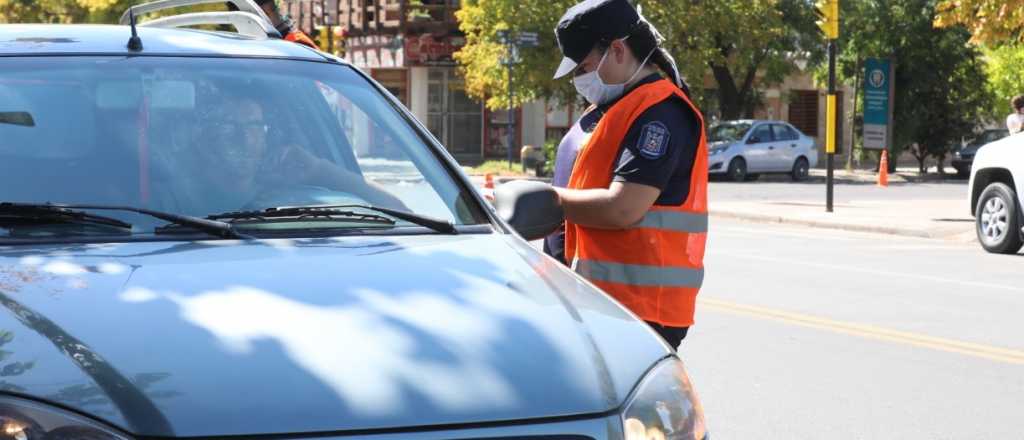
<box><xmin>573</xmin><ymin>40</ymin><xmax>655</xmax><ymax>105</ymax></box>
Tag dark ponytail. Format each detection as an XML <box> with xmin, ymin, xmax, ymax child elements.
<box><xmin>625</xmin><ymin>20</ymin><xmax>692</xmax><ymax>97</ymax></box>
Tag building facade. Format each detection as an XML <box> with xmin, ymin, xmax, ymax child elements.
<box><xmin>282</xmin><ymin>0</ymin><xmax>854</xmax><ymax>165</ymax></box>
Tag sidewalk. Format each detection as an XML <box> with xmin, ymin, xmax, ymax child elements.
<box><xmin>710</xmin><ymin>198</ymin><xmax>975</xmax><ymax>241</ymax></box>
<box><xmin>467</xmin><ymin>168</ymin><xmax>975</xmax><ymax>242</ymax></box>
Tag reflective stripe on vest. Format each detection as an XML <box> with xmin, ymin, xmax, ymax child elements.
<box><xmin>574</xmin><ymin>259</ymin><xmax>705</xmax><ymax>288</ymax></box>
<box><xmin>564</xmin><ymin>78</ymin><xmax>708</xmax><ymax>327</ymax></box>
<box><xmin>635</xmin><ymin>210</ymin><xmax>709</xmax><ymax>233</ymax></box>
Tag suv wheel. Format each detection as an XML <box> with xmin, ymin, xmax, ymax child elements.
<box><xmin>791</xmin><ymin>157</ymin><xmax>810</xmax><ymax>181</ymax></box>
<box><xmin>727</xmin><ymin>158</ymin><xmax>747</xmax><ymax>183</ymax></box>
<box><xmin>976</xmin><ymin>182</ymin><xmax>1024</xmax><ymax>254</ymax></box>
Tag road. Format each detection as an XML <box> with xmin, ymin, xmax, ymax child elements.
<box><xmin>682</xmin><ymin>218</ymin><xmax>1024</xmax><ymax>439</ymax></box>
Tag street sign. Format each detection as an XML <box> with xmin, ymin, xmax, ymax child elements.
<box><xmin>863</xmin><ymin>58</ymin><xmax>894</xmax><ymax>150</ymax></box>
<box><xmin>517</xmin><ymin>31</ymin><xmax>539</xmax><ymax>47</ymax></box>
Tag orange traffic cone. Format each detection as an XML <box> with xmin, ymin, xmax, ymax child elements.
<box><xmin>484</xmin><ymin>173</ymin><xmax>495</xmax><ymax>189</ymax></box>
<box><xmin>878</xmin><ymin>150</ymin><xmax>889</xmax><ymax>188</ymax></box>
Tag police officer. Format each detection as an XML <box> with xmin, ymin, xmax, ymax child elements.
<box><xmin>545</xmin><ymin>0</ymin><xmax>708</xmax><ymax>349</ymax></box>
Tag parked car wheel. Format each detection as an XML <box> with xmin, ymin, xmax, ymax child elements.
<box><xmin>727</xmin><ymin>157</ymin><xmax>747</xmax><ymax>183</ymax></box>
<box><xmin>791</xmin><ymin>157</ymin><xmax>810</xmax><ymax>181</ymax></box>
<box><xmin>976</xmin><ymin>182</ymin><xmax>1024</xmax><ymax>254</ymax></box>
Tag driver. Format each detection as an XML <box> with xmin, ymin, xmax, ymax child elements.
<box><xmin>189</xmin><ymin>92</ymin><xmax>406</xmax><ymax>215</ymax></box>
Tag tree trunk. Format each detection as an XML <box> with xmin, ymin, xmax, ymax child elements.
<box><xmin>935</xmin><ymin>154</ymin><xmax>946</xmax><ymax>175</ymax></box>
<box><xmin>710</xmin><ymin>63</ymin><xmax>743</xmax><ymax>120</ymax></box>
<box><xmin>905</xmin><ymin>143</ymin><xmax>926</xmax><ymax>174</ymax></box>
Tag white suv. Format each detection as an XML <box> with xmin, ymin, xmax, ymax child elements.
<box><xmin>969</xmin><ymin>133</ymin><xmax>1024</xmax><ymax>253</ymax></box>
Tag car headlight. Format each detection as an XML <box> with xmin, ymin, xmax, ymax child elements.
<box><xmin>622</xmin><ymin>358</ymin><xmax>707</xmax><ymax>440</ymax></box>
<box><xmin>0</xmin><ymin>395</ymin><xmax>130</xmax><ymax>440</ymax></box>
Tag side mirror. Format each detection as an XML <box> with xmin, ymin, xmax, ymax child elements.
<box><xmin>494</xmin><ymin>180</ymin><xmax>565</xmax><ymax>241</ymax></box>
<box><xmin>747</xmin><ymin>136</ymin><xmax>761</xmax><ymax>144</ymax></box>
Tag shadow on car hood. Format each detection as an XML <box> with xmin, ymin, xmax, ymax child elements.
<box><xmin>0</xmin><ymin>234</ymin><xmax>668</xmax><ymax>437</ymax></box>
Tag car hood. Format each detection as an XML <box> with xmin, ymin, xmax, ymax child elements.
<box><xmin>0</xmin><ymin>233</ymin><xmax>668</xmax><ymax>437</ymax></box>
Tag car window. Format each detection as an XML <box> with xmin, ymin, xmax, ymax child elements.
<box><xmin>0</xmin><ymin>57</ymin><xmax>486</xmax><ymax>239</ymax></box>
<box><xmin>750</xmin><ymin>125</ymin><xmax>774</xmax><ymax>143</ymax></box>
<box><xmin>708</xmin><ymin>122</ymin><xmax>752</xmax><ymax>143</ymax></box>
<box><xmin>772</xmin><ymin>124</ymin><xmax>798</xmax><ymax>142</ymax></box>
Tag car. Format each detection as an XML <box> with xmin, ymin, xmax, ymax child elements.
<box><xmin>969</xmin><ymin>132</ymin><xmax>1024</xmax><ymax>254</ymax></box>
<box><xmin>0</xmin><ymin>1</ymin><xmax>708</xmax><ymax>440</ymax></box>
<box><xmin>707</xmin><ymin>119</ymin><xmax>819</xmax><ymax>182</ymax></box>
<box><xmin>953</xmin><ymin>128</ymin><xmax>1009</xmax><ymax>178</ymax></box>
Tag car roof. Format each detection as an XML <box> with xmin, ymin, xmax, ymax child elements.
<box><xmin>0</xmin><ymin>24</ymin><xmax>326</xmax><ymax>60</ymax></box>
<box><xmin>712</xmin><ymin>119</ymin><xmax>792</xmax><ymax>126</ymax></box>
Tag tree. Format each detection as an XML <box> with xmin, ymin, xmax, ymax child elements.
<box><xmin>935</xmin><ymin>0</ymin><xmax>1024</xmax><ymax>45</ymax></box>
<box><xmin>454</xmin><ymin>0</ymin><xmax>819</xmax><ymax>116</ymax></box>
<box><xmin>983</xmin><ymin>44</ymin><xmax>1024</xmax><ymax>119</ymax></box>
<box><xmin>0</xmin><ymin>0</ymin><xmax>88</xmax><ymax>23</ymax></box>
<box><xmin>835</xmin><ymin>0</ymin><xmax>992</xmax><ymax>173</ymax></box>
<box><xmin>640</xmin><ymin>0</ymin><xmax>820</xmax><ymax>120</ymax></box>
<box><xmin>0</xmin><ymin>0</ymin><xmax>220</xmax><ymax>25</ymax></box>
<box><xmin>454</xmin><ymin>0</ymin><xmax>578</xmax><ymax>111</ymax></box>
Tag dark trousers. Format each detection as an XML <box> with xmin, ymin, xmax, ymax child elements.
<box><xmin>646</xmin><ymin>321</ymin><xmax>689</xmax><ymax>350</ymax></box>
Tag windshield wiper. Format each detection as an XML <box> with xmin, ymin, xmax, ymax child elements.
<box><xmin>207</xmin><ymin>204</ymin><xmax>457</xmax><ymax>234</ymax></box>
<box><xmin>0</xmin><ymin>203</ymin><xmax>249</xmax><ymax>240</ymax></box>
<box><xmin>0</xmin><ymin>203</ymin><xmax>132</xmax><ymax>231</ymax></box>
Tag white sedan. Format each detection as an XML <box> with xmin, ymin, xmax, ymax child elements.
<box><xmin>707</xmin><ymin>120</ymin><xmax>818</xmax><ymax>182</ymax></box>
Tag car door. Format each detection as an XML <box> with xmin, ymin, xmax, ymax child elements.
<box><xmin>771</xmin><ymin>123</ymin><xmax>799</xmax><ymax>170</ymax></box>
<box><xmin>743</xmin><ymin>124</ymin><xmax>776</xmax><ymax>172</ymax></box>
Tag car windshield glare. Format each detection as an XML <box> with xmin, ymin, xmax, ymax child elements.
<box><xmin>709</xmin><ymin>122</ymin><xmax>752</xmax><ymax>143</ymax></box>
<box><xmin>0</xmin><ymin>57</ymin><xmax>485</xmax><ymax>239</ymax></box>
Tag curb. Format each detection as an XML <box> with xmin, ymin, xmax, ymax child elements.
<box><xmin>709</xmin><ymin>209</ymin><xmax>941</xmax><ymax>239</ymax></box>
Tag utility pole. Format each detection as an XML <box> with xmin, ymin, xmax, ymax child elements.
<box><xmin>497</xmin><ymin>30</ymin><xmax>538</xmax><ymax>170</ymax></box>
<box><xmin>507</xmin><ymin>43</ymin><xmax>515</xmax><ymax>170</ymax></box>
<box><xmin>816</xmin><ymin>0</ymin><xmax>839</xmax><ymax>213</ymax></box>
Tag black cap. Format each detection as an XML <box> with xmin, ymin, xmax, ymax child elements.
<box><xmin>553</xmin><ymin>0</ymin><xmax>641</xmax><ymax>79</ymax></box>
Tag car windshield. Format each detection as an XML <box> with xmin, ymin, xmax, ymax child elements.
<box><xmin>708</xmin><ymin>122</ymin><xmax>752</xmax><ymax>143</ymax></box>
<box><xmin>979</xmin><ymin>130</ymin><xmax>1009</xmax><ymax>144</ymax></box>
<box><xmin>0</xmin><ymin>57</ymin><xmax>486</xmax><ymax>240</ymax></box>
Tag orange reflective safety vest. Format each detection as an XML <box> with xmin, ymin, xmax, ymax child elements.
<box><xmin>286</xmin><ymin>31</ymin><xmax>320</xmax><ymax>50</ymax></box>
<box><xmin>565</xmin><ymin>78</ymin><xmax>708</xmax><ymax>328</ymax></box>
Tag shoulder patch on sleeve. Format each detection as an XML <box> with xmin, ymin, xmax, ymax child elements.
<box><xmin>636</xmin><ymin>121</ymin><xmax>670</xmax><ymax>159</ymax></box>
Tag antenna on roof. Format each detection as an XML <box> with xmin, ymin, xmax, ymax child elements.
<box><xmin>127</xmin><ymin>6</ymin><xmax>144</xmax><ymax>51</ymax></box>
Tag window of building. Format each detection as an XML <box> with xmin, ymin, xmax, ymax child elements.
<box><xmin>788</xmin><ymin>90</ymin><xmax>818</xmax><ymax>137</ymax></box>
<box><xmin>426</xmin><ymin>68</ymin><xmax>482</xmax><ymax>159</ymax></box>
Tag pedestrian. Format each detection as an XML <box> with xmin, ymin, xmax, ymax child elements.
<box><xmin>1007</xmin><ymin>95</ymin><xmax>1024</xmax><ymax>135</ymax></box>
<box><xmin>545</xmin><ymin>0</ymin><xmax>708</xmax><ymax>350</ymax></box>
<box><xmin>227</xmin><ymin>0</ymin><xmax>320</xmax><ymax>50</ymax></box>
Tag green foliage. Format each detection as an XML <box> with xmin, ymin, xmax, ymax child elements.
<box><xmin>542</xmin><ymin>138</ymin><xmax>558</xmax><ymax>177</ymax></box>
<box><xmin>640</xmin><ymin>0</ymin><xmax>820</xmax><ymax>119</ymax></box>
<box><xmin>0</xmin><ymin>0</ymin><xmax>223</xmax><ymax>24</ymax></box>
<box><xmin>454</xmin><ymin>0</ymin><xmax>578</xmax><ymax>111</ymax></box>
<box><xmin>464</xmin><ymin>160</ymin><xmax>529</xmax><ymax>176</ymax></box>
<box><xmin>983</xmin><ymin>44</ymin><xmax>1024</xmax><ymax>119</ymax></box>
<box><xmin>829</xmin><ymin>0</ymin><xmax>992</xmax><ymax>171</ymax></box>
<box><xmin>454</xmin><ymin>0</ymin><xmax>820</xmax><ymax>118</ymax></box>
<box><xmin>935</xmin><ymin>0</ymin><xmax>1024</xmax><ymax>45</ymax></box>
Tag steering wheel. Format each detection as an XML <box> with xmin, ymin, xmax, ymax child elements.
<box><xmin>242</xmin><ymin>184</ymin><xmax>368</xmax><ymax>211</ymax></box>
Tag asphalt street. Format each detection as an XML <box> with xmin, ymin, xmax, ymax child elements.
<box><xmin>681</xmin><ymin>218</ymin><xmax>1024</xmax><ymax>439</ymax></box>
